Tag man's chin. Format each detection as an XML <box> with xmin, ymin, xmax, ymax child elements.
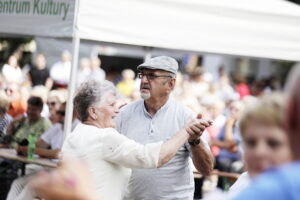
<box><xmin>140</xmin><ymin>92</ymin><xmax>151</xmax><ymax>100</ymax></box>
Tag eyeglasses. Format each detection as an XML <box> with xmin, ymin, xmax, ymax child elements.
<box><xmin>137</xmin><ymin>72</ymin><xmax>173</xmax><ymax>80</ymax></box>
<box><xmin>56</xmin><ymin>110</ymin><xmax>65</xmax><ymax>116</ymax></box>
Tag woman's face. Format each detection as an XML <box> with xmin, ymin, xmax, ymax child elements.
<box><xmin>243</xmin><ymin>120</ymin><xmax>292</xmax><ymax>178</ymax></box>
<box><xmin>93</xmin><ymin>92</ymin><xmax>119</xmax><ymax>128</ymax></box>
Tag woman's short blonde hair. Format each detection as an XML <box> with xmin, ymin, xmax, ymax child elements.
<box><xmin>239</xmin><ymin>92</ymin><xmax>285</xmax><ymax>137</ymax></box>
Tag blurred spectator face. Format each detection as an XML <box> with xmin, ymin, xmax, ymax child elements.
<box><xmin>5</xmin><ymin>83</ymin><xmax>19</xmax><ymax>99</ymax></box>
<box><xmin>90</xmin><ymin>57</ymin><xmax>101</xmax><ymax>70</ymax></box>
<box><xmin>27</xmin><ymin>104</ymin><xmax>42</xmax><ymax>121</ymax></box>
<box><xmin>61</xmin><ymin>51</ymin><xmax>71</xmax><ymax>62</ymax></box>
<box><xmin>47</xmin><ymin>97</ymin><xmax>61</xmax><ymax>114</ymax></box>
<box><xmin>228</xmin><ymin>101</ymin><xmax>244</xmax><ymax>119</ymax></box>
<box><xmin>79</xmin><ymin>58</ymin><xmax>91</xmax><ymax>70</ymax></box>
<box><xmin>36</xmin><ymin>54</ymin><xmax>46</xmax><ymax>69</ymax></box>
<box><xmin>56</xmin><ymin>104</ymin><xmax>66</xmax><ymax>124</ymax></box>
<box><xmin>8</xmin><ymin>55</ymin><xmax>18</xmax><ymax>67</ymax></box>
<box><xmin>122</xmin><ymin>69</ymin><xmax>135</xmax><ymax>81</ymax></box>
<box><xmin>243</xmin><ymin>120</ymin><xmax>292</xmax><ymax>178</ymax></box>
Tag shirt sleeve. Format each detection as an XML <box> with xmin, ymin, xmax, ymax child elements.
<box><xmin>102</xmin><ymin>128</ymin><xmax>162</xmax><ymax>169</ymax></box>
<box><xmin>233</xmin><ymin>173</ymin><xmax>285</xmax><ymax>200</ymax></box>
<box><xmin>40</xmin><ymin>124</ymin><xmax>59</xmax><ymax>146</ymax></box>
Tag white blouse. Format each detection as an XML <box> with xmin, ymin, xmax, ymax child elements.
<box><xmin>62</xmin><ymin>123</ymin><xmax>162</xmax><ymax>200</ymax></box>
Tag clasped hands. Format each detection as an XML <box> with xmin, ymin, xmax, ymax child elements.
<box><xmin>185</xmin><ymin>114</ymin><xmax>213</xmax><ymax>143</ymax></box>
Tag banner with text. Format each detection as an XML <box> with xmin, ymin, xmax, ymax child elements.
<box><xmin>0</xmin><ymin>0</ymin><xmax>75</xmax><ymax>37</ymax></box>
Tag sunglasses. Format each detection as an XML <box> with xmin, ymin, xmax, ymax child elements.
<box><xmin>56</xmin><ymin>110</ymin><xmax>65</xmax><ymax>116</ymax></box>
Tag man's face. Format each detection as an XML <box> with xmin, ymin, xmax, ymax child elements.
<box><xmin>138</xmin><ymin>68</ymin><xmax>174</xmax><ymax>100</ymax></box>
<box><xmin>27</xmin><ymin>104</ymin><xmax>42</xmax><ymax>121</ymax></box>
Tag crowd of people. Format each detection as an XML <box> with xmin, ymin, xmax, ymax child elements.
<box><xmin>0</xmin><ymin>52</ymin><xmax>298</xmax><ymax>200</ymax></box>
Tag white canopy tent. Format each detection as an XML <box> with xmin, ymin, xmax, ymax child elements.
<box><xmin>1</xmin><ymin>0</ymin><xmax>300</xmax><ymax>137</ymax></box>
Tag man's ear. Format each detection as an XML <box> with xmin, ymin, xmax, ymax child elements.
<box><xmin>168</xmin><ymin>78</ymin><xmax>176</xmax><ymax>90</ymax></box>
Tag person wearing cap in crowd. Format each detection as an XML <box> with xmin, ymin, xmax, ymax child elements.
<box><xmin>116</xmin><ymin>56</ymin><xmax>214</xmax><ymax>199</ymax></box>
<box><xmin>233</xmin><ymin>65</ymin><xmax>300</xmax><ymax>199</ymax></box>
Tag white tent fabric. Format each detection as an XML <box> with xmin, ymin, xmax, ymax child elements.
<box><xmin>1</xmin><ymin>0</ymin><xmax>300</xmax><ymax>136</ymax></box>
<box><xmin>77</xmin><ymin>0</ymin><xmax>300</xmax><ymax>61</ymax></box>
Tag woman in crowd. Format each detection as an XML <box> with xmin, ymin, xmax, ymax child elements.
<box><xmin>229</xmin><ymin>92</ymin><xmax>292</xmax><ymax>195</ymax></box>
<box><xmin>61</xmin><ymin>80</ymin><xmax>211</xmax><ymax>200</ymax></box>
<box><xmin>203</xmin><ymin>92</ymin><xmax>292</xmax><ymax>200</ymax></box>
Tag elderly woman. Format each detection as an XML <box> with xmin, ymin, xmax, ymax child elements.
<box><xmin>62</xmin><ymin>80</ymin><xmax>211</xmax><ymax>200</ymax></box>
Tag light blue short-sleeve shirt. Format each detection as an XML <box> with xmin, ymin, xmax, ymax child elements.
<box><xmin>116</xmin><ymin>98</ymin><xmax>209</xmax><ymax>200</ymax></box>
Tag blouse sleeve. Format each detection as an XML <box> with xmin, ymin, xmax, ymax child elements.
<box><xmin>102</xmin><ymin>128</ymin><xmax>162</xmax><ymax>169</ymax></box>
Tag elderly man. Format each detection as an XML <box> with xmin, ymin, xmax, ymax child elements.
<box><xmin>116</xmin><ymin>56</ymin><xmax>214</xmax><ymax>199</ymax></box>
<box><xmin>233</xmin><ymin>66</ymin><xmax>300</xmax><ymax>200</ymax></box>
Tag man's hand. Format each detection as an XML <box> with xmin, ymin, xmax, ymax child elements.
<box><xmin>185</xmin><ymin>117</ymin><xmax>213</xmax><ymax>142</ymax></box>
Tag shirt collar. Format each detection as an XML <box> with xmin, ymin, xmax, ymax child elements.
<box><xmin>142</xmin><ymin>97</ymin><xmax>173</xmax><ymax>118</ymax></box>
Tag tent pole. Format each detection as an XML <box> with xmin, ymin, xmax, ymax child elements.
<box><xmin>64</xmin><ymin>31</ymin><xmax>80</xmax><ymax>140</ymax></box>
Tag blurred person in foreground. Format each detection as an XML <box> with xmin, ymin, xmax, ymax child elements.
<box><xmin>203</xmin><ymin>95</ymin><xmax>292</xmax><ymax>200</ymax></box>
<box><xmin>233</xmin><ymin>66</ymin><xmax>300</xmax><ymax>199</ymax></box>
<box><xmin>226</xmin><ymin>92</ymin><xmax>292</xmax><ymax>197</ymax></box>
<box><xmin>61</xmin><ymin>79</ymin><xmax>212</xmax><ymax>200</ymax></box>
<box><xmin>116</xmin><ymin>56</ymin><xmax>214</xmax><ymax>199</ymax></box>
<box><xmin>31</xmin><ymin>158</ymin><xmax>96</xmax><ymax>200</ymax></box>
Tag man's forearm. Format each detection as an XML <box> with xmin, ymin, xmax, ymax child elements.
<box><xmin>191</xmin><ymin>140</ymin><xmax>214</xmax><ymax>176</ymax></box>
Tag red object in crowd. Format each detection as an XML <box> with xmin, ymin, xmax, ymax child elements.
<box><xmin>236</xmin><ymin>83</ymin><xmax>250</xmax><ymax>99</ymax></box>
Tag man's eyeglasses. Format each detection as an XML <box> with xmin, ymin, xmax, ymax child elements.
<box><xmin>137</xmin><ymin>72</ymin><xmax>172</xmax><ymax>80</ymax></box>
<box><xmin>56</xmin><ymin>110</ymin><xmax>65</xmax><ymax>116</ymax></box>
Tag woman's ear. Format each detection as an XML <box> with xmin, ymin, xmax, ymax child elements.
<box><xmin>87</xmin><ymin>107</ymin><xmax>97</xmax><ymax>120</ymax></box>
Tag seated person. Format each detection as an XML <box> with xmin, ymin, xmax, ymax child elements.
<box><xmin>6</xmin><ymin>103</ymin><xmax>73</xmax><ymax>200</ymax></box>
<box><xmin>210</xmin><ymin>101</ymin><xmax>244</xmax><ymax>189</ymax></box>
<box><xmin>0</xmin><ymin>96</ymin><xmax>52</xmax><ymax>148</ymax></box>
<box><xmin>0</xmin><ymin>91</ymin><xmax>12</xmax><ymax>141</ymax></box>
